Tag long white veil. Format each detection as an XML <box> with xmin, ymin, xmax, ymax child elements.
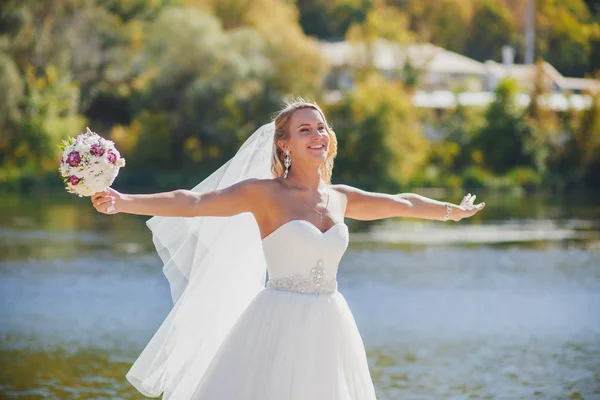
<box><xmin>126</xmin><ymin>122</ymin><xmax>275</xmax><ymax>398</ymax></box>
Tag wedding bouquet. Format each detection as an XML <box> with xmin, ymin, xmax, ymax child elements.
<box><xmin>58</xmin><ymin>127</ymin><xmax>125</xmax><ymax>197</ymax></box>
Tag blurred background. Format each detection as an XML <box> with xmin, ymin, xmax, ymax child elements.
<box><xmin>1</xmin><ymin>0</ymin><xmax>599</xmax><ymax>399</ymax></box>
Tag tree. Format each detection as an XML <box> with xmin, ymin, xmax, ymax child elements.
<box><xmin>119</xmin><ymin>6</ymin><xmax>276</xmax><ymax>176</ymax></box>
<box><xmin>560</xmin><ymin>73</ymin><xmax>600</xmax><ymax>187</ymax></box>
<box><xmin>433</xmin><ymin>102</ymin><xmax>486</xmax><ymax>173</ymax></box>
<box><xmin>0</xmin><ymin>53</ymin><xmax>23</xmax><ymax>127</ymax></box>
<box><xmin>326</xmin><ymin>73</ymin><xmax>429</xmax><ymax>191</ymax></box>
<box><xmin>2</xmin><ymin>65</ymin><xmax>86</xmax><ymax>180</ymax></box>
<box><xmin>475</xmin><ymin>79</ymin><xmax>534</xmax><ymax>174</ymax></box>
<box><xmin>296</xmin><ymin>0</ymin><xmax>372</xmax><ymax>39</ymax></box>
<box><xmin>386</xmin><ymin>0</ymin><xmax>475</xmax><ymax>54</ymax></box>
<box><xmin>466</xmin><ymin>0</ymin><xmax>519</xmax><ymax>62</ymax></box>
<box><xmin>183</xmin><ymin>0</ymin><xmax>325</xmax><ymax>96</ymax></box>
<box><xmin>523</xmin><ymin>58</ymin><xmax>561</xmax><ymax>175</ymax></box>
<box><xmin>536</xmin><ymin>0</ymin><xmax>594</xmax><ymax>76</ymax></box>
<box><xmin>345</xmin><ymin>4</ymin><xmax>416</xmax><ymax>84</ymax></box>
<box><xmin>347</xmin><ymin>4</ymin><xmax>413</xmax><ymax>45</ymax></box>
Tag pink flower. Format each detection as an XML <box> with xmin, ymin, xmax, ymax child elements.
<box><xmin>69</xmin><ymin>175</ymin><xmax>82</xmax><ymax>186</ymax></box>
<box><xmin>107</xmin><ymin>150</ymin><xmax>117</xmax><ymax>164</ymax></box>
<box><xmin>90</xmin><ymin>143</ymin><xmax>105</xmax><ymax>157</ymax></box>
<box><xmin>66</xmin><ymin>151</ymin><xmax>81</xmax><ymax>167</ymax></box>
<box><xmin>60</xmin><ymin>156</ymin><xmax>64</xmax><ymax>164</ymax></box>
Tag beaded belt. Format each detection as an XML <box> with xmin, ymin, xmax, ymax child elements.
<box><xmin>266</xmin><ymin>260</ymin><xmax>338</xmax><ymax>295</ymax></box>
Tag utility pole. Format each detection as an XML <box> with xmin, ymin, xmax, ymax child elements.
<box><xmin>525</xmin><ymin>0</ymin><xmax>535</xmax><ymax>64</ymax></box>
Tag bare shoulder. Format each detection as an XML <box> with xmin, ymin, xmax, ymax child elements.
<box><xmin>329</xmin><ymin>183</ymin><xmax>396</xmax><ymax>220</ymax></box>
<box><xmin>329</xmin><ymin>184</ymin><xmax>367</xmax><ymax>210</ymax></box>
<box><xmin>329</xmin><ymin>183</ymin><xmax>366</xmax><ymax>199</ymax></box>
<box><xmin>329</xmin><ymin>184</ymin><xmax>382</xmax><ymax>217</ymax></box>
<box><xmin>233</xmin><ymin>178</ymin><xmax>279</xmax><ymax>199</ymax></box>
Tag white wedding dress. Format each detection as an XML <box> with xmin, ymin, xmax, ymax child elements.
<box><xmin>125</xmin><ymin>123</ymin><xmax>377</xmax><ymax>399</ymax></box>
<box><xmin>186</xmin><ymin>219</ymin><xmax>377</xmax><ymax>399</ymax></box>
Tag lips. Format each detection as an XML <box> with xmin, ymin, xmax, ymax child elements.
<box><xmin>307</xmin><ymin>143</ymin><xmax>326</xmax><ymax>151</ymax></box>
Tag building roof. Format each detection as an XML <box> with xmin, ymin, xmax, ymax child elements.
<box><xmin>320</xmin><ymin>39</ymin><xmax>600</xmax><ymax>97</ymax></box>
<box><xmin>485</xmin><ymin>60</ymin><xmax>599</xmax><ymax>93</ymax></box>
<box><xmin>320</xmin><ymin>40</ymin><xmax>487</xmax><ymax>75</ymax></box>
<box><xmin>562</xmin><ymin>77</ymin><xmax>600</xmax><ymax>93</ymax></box>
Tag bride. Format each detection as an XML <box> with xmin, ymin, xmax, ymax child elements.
<box><xmin>92</xmin><ymin>99</ymin><xmax>485</xmax><ymax>399</ymax></box>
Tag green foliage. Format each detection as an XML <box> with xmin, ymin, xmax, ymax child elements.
<box><xmin>575</xmin><ymin>85</ymin><xmax>600</xmax><ymax>167</ymax></box>
<box><xmin>345</xmin><ymin>5</ymin><xmax>416</xmax><ymax>84</ymax></box>
<box><xmin>461</xmin><ymin>165</ymin><xmax>492</xmax><ymax>189</ymax></box>
<box><xmin>0</xmin><ymin>52</ymin><xmax>23</xmax><ymax>124</ymax></box>
<box><xmin>557</xmin><ymin>77</ymin><xmax>600</xmax><ymax>188</ymax></box>
<box><xmin>505</xmin><ymin>166</ymin><xmax>542</xmax><ymax>192</ymax></box>
<box><xmin>536</xmin><ymin>0</ymin><xmax>595</xmax><ymax>76</ymax></box>
<box><xmin>523</xmin><ymin>59</ymin><xmax>562</xmax><ymax>176</ymax></box>
<box><xmin>465</xmin><ymin>0</ymin><xmax>518</xmax><ymax>62</ymax></box>
<box><xmin>589</xmin><ymin>25</ymin><xmax>600</xmax><ymax>75</ymax></box>
<box><xmin>347</xmin><ymin>4</ymin><xmax>414</xmax><ymax>45</ymax></box>
<box><xmin>57</xmin><ymin>136</ymin><xmax>76</xmax><ymax>152</ymax></box>
<box><xmin>433</xmin><ymin>103</ymin><xmax>486</xmax><ymax>173</ymax></box>
<box><xmin>130</xmin><ymin>6</ymin><xmax>276</xmax><ymax>171</ymax></box>
<box><xmin>100</xmin><ymin>0</ymin><xmax>174</xmax><ymax>21</ymax></box>
<box><xmin>327</xmin><ymin>73</ymin><xmax>429</xmax><ymax>191</ymax></box>
<box><xmin>1</xmin><ymin>0</ymin><xmax>598</xmax><ymax>193</ymax></box>
<box><xmin>297</xmin><ymin>0</ymin><xmax>372</xmax><ymax>39</ymax></box>
<box><xmin>1</xmin><ymin>64</ymin><xmax>86</xmax><ymax>184</ymax></box>
<box><xmin>475</xmin><ymin>79</ymin><xmax>535</xmax><ymax>174</ymax></box>
<box><xmin>188</xmin><ymin>0</ymin><xmax>325</xmax><ymax>96</ymax></box>
<box><xmin>295</xmin><ymin>0</ymin><xmax>598</xmax><ymax>75</ymax></box>
<box><xmin>392</xmin><ymin>0</ymin><xmax>476</xmax><ymax>54</ymax></box>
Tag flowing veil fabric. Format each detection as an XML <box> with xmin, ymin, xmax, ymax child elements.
<box><xmin>126</xmin><ymin>122</ymin><xmax>275</xmax><ymax>398</ymax></box>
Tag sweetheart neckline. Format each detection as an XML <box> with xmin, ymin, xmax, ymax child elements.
<box><xmin>261</xmin><ymin>219</ymin><xmax>347</xmax><ymax>242</ymax></box>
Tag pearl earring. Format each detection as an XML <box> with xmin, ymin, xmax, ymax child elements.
<box><xmin>284</xmin><ymin>149</ymin><xmax>291</xmax><ymax>178</ymax></box>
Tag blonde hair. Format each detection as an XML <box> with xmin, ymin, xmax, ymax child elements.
<box><xmin>271</xmin><ymin>98</ymin><xmax>338</xmax><ymax>183</ymax></box>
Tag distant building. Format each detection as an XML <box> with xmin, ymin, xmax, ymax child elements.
<box><xmin>321</xmin><ymin>39</ymin><xmax>488</xmax><ymax>92</ymax></box>
<box><xmin>319</xmin><ymin>39</ymin><xmax>599</xmax><ymax>110</ymax></box>
<box><xmin>484</xmin><ymin>59</ymin><xmax>599</xmax><ymax>94</ymax></box>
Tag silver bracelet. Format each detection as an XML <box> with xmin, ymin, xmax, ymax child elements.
<box><xmin>441</xmin><ymin>202</ymin><xmax>452</xmax><ymax>222</ymax></box>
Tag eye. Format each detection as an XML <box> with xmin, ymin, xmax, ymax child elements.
<box><xmin>299</xmin><ymin>126</ymin><xmax>326</xmax><ymax>133</ymax></box>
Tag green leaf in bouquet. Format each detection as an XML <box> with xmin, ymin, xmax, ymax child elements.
<box><xmin>58</xmin><ymin>136</ymin><xmax>76</xmax><ymax>151</ymax></box>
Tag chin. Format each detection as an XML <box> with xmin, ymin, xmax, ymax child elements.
<box><xmin>305</xmin><ymin>158</ymin><xmax>326</xmax><ymax>168</ymax></box>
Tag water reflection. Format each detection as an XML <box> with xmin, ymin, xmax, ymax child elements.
<box><xmin>1</xmin><ymin>193</ymin><xmax>599</xmax><ymax>399</ymax></box>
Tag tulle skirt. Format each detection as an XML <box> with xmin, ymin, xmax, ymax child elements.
<box><xmin>185</xmin><ymin>288</ymin><xmax>377</xmax><ymax>400</ymax></box>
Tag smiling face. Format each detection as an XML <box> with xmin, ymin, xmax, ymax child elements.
<box><xmin>279</xmin><ymin>108</ymin><xmax>330</xmax><ymax>165</ymax></box>
<box><xmin>271</xmin><ymin>100</ymin><xmax>338</xmax><ymax>183</ymax></box>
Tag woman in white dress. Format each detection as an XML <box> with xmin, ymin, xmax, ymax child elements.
<box><xmin>92</xmin><ymin>99</ymin><xmax>485</xmax><ymax>399</ymax></box>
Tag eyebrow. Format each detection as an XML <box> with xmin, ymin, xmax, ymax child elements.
<box><xmin>297</xmin><ymin>122</ymin><xmax>324</xmax><ymax>128</ymax></box>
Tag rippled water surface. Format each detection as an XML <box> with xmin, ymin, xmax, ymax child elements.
<box><xmin>1</xmin><ymin>193</ymin><xmax>599</xmax><ymax>399</ymax></box>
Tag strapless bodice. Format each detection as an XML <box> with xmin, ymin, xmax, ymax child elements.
<box><xmin>261</xmin><ymin>220</ymin><xmax>349</xmax><ymax>295</ymax></box>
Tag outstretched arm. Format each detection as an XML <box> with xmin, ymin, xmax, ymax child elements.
<box><xmin>333</xmin><ymin>184</ymin><xmax>485</xmax><ymax>222</ymax></box>
<box><xmin>91</xmin><ymin>178</ymin><xmax>265</xmax><ymax>218</ymax></box>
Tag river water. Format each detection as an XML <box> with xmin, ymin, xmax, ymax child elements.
<box><xmin>1</xmin><ymin>192</ymin><xmax>599</xmax><ymax>399</ymax></box>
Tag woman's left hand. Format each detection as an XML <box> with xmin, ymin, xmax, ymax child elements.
<box><xmin>454</xmin><ymin>193</ymin><xmax>485</xmax><ymax>221</ymax></box>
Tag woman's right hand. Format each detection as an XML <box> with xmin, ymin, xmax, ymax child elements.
<box><xmin>91</xmin><ymin>187</ymin><xmax>122</xmax><ymax>215</ymax></box>
<box><xmin>87</xmin><ymin>179</ymin><xmax>266</xmax><ymax>218</ymax></box>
